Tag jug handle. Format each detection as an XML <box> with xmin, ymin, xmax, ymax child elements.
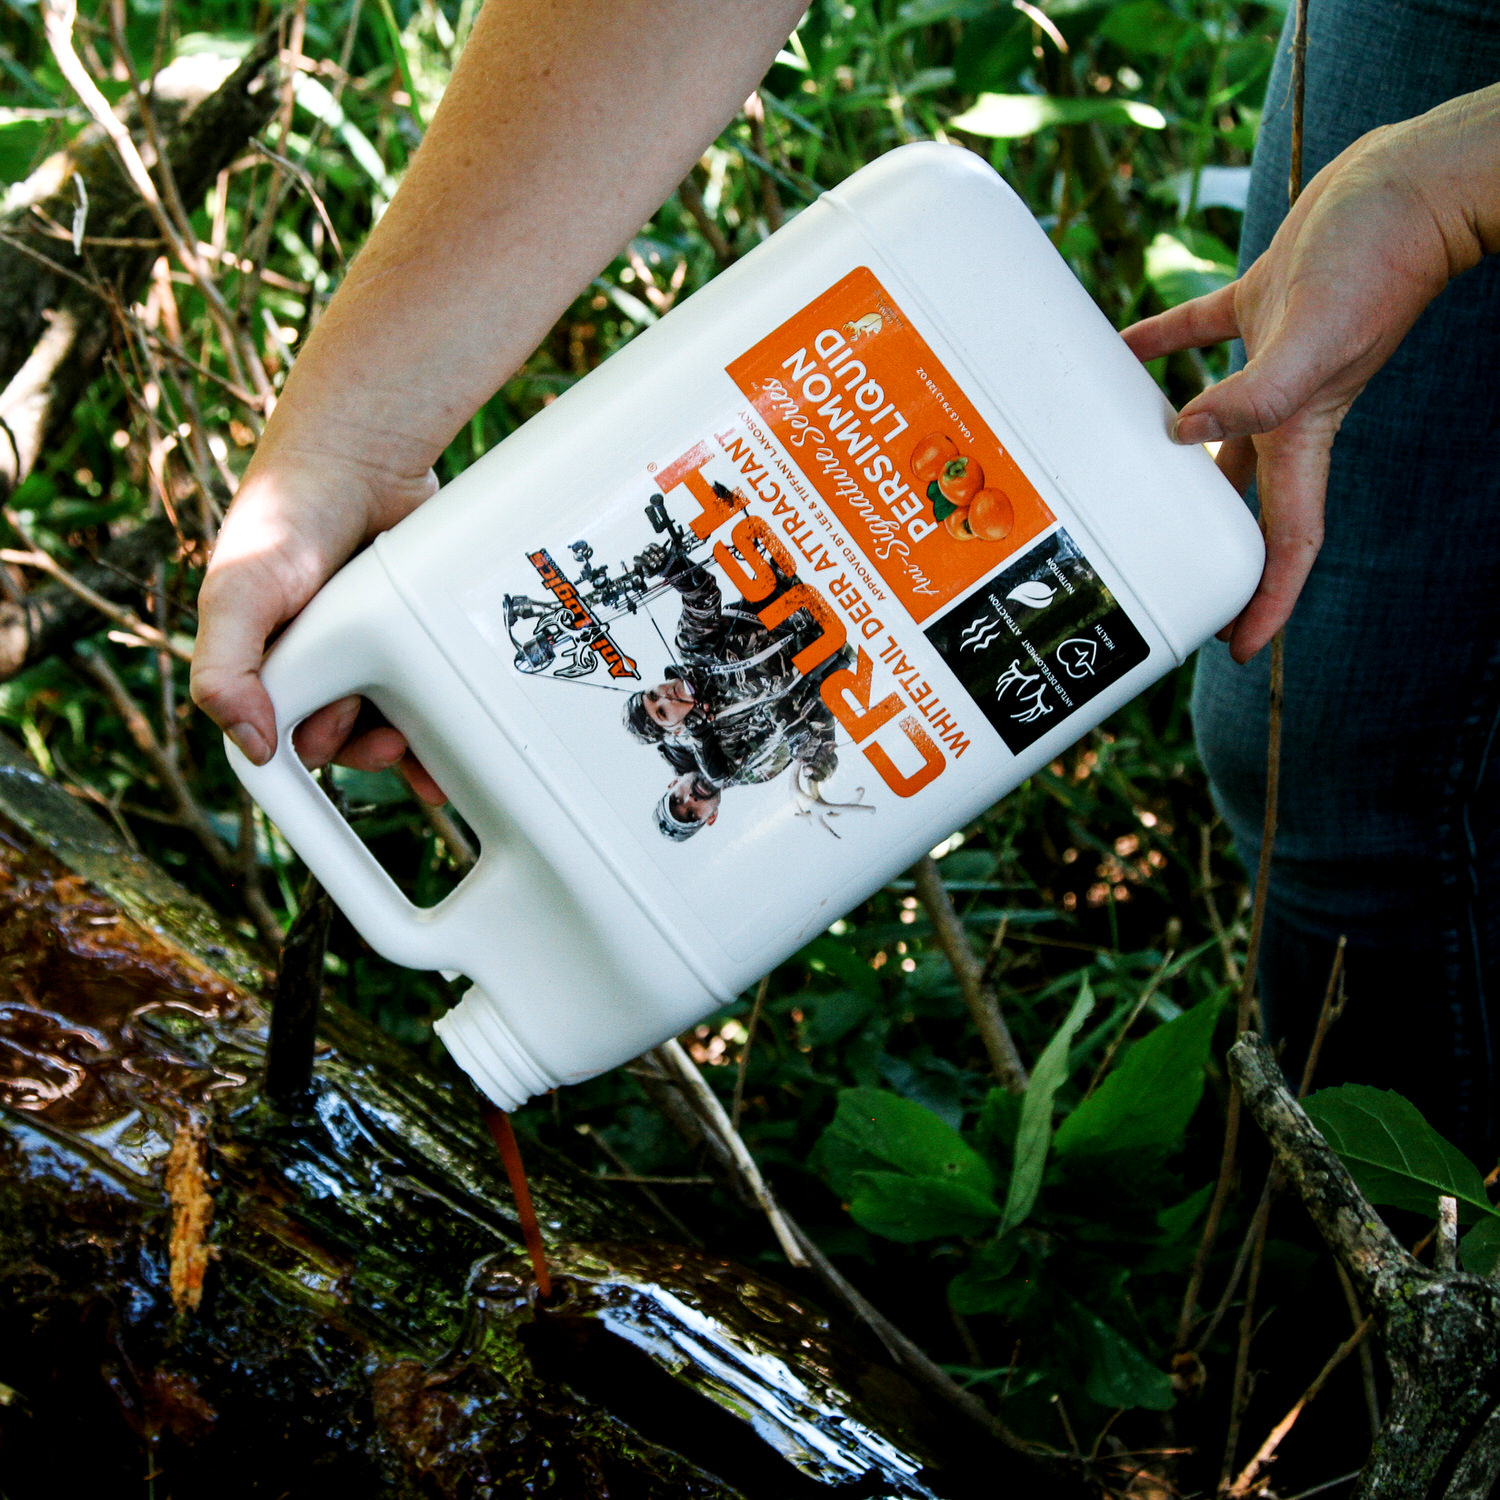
<box><xmin>224</xmin><ymin>587</ymin><xmax>455</xmax><ymax>974</ymax></box>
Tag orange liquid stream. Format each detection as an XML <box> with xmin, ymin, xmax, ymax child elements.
<box><xmin>481</xmin><ymin>1103</ymin><xmax>553</xmax><ymax>1300</ymax></box>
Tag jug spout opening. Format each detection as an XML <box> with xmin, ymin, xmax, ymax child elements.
<box><xmin>434</xmin><ymin>988</ymin><xmax>554</xmax><ymax>1111</ymax></box>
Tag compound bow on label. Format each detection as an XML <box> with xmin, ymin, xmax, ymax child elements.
<box><xmin>501</xmin><ymin>489</ymin><xmax>713</xmax><ymax>684</ymax></box>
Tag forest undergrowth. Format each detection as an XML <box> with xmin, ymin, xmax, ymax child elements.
<box><xmin>4</xmin><ymin>3</ymin><xmax>1495</xmax><ymax>1496</ymax></box>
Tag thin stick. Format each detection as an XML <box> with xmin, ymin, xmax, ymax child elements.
<box><xmin>1227</xmin><ymin>1315</ymin><xmax>1375</xmax><ymax>1497</ymax></box>
<box><xmin>41</xmin><ymin>0</ymin><xmax>264</xmax><ymax>397</ymax></box>
<box><xmin>265</xmin><ymin>873</ymin><xmax>331</xmax><ymax>1110</ymax></box>
<box><xmin>678</xmin><ymin>170</ymin><xmax>735</xmax><ymax>267</ymax></box>
<box><xmin>1335</xmin><ymin>1261</ymin><xmax>1382</xmax><ymax>1439</ymax></box>
<box><xmin>1296</xmin><ymin>936</ymin><xmax>1347</xmax><ymax>1099</ymax></box>
<box><xmin>1182</xmin><ymin>0</ymin><xmax>1310</xmax><ymax>1361</ymax></box>
<box><xmin>1079</xmin><ymin>950</ymin><xmax>1173</xmax><ymax>1105</ymax></box>
<box><xmin>1200</xmin><ymin>821</ymin><xmax>1242</xmax><ymax>984</ymax></box>
<box><xmin>74</xmin><ymin>642</ymin><xmax>281</xmax><ymax>946</ymax></box>
<box><xmin>650</xmin><ymin>1037</ymin><xmax>808</xmax><ymax>1266</ymax></box>
<box><xmin>0</xmin><ymin>537</ymin><xmax>191</xmax><ymax>664</ymax></box>
<box><xmin>730</xmin><ymin>973</ymin><xmax>770</xmax><ymax>1133</ymax></box>
<box><xmin>1221</xmin><ymin>1173</ymin><xmax>1275</xmax><ymax>1488</ymax></box>
<box><xmin>912</xmin><ymin>855</ymin><xmax>1028</xmax><ymax>1093</ymax></box>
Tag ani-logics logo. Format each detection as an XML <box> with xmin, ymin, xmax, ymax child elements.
<box><xmin>524</xmin><ymin>549</ymin><xmax>640</xmax><ymax>680</ymax></box>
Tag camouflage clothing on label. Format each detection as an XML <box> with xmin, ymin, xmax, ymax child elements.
<box><xmin>661</xmin><ymin>565</ymin><xmax>847</xmax><ymax>790</ymax></box>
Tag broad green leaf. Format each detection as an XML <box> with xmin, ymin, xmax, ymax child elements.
<box><xmin>848</xmin><ymin>1171</ymin><xmax>1001</xmax><ymax>1243</ymax></box>
<box><xmin>950</xmin><ymin>93</ymin><xmax>1167</xmax><ymax>141</ymax></box>
<box><xmin>0</xmin><ymin>114</ymin><xmax>51</xmax><ymax>189</ymax></box>
<box><xmin>1054</xmin><ymin>996</ymin><xmax>1221</xmax><ymax>1159</ymax></box>
<box><xmin>948</xmin><ymin>1235</ymin><xmax>1025</xmax><ymax>1316</ymax></box>
<box><xmin>801</xmin><ymin>989</ymin><xmax>876</xmax><ymax>1047</ymax></box>
<box><xmin>1303</xmin><ymin>1084</ymin><xmax>1496</xmax><ymax>1221</ymax></box>
<box><xmin>817</xmin><ymin>1087</ymin><xmax>993</xmax><ymax>1199</ymax></box>
<box><xmin>1073</xmin><ymin>1304</ymin><xmax>1174</xmax><ymax>1411</ymax></box>
<box><xmin>1156</xmin><ymin>1183</ymin><xmax>1214</xmax><ymax>1242</ymax></box>
<box><xmin>1144</xmin><ymin>230</ymin><xmax>1237</xmax><ymax>308</ymax></box>
<box><xmin>800</xmin><ymin>936</ymin><xmax>882</xmax><ymax>1001</ymax></box>
<box><xmin>1001</xmin><ymin>980</ymin><xmax>1095</xmax><ymax>1233</ymax></box>
<box><xmin>1461</xmin><ymin>1215</ymin><xmax>1500</xmax><ymax>1277</ymax></box>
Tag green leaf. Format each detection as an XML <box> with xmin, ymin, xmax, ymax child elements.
<box><xmin>950</xmin><ymin>93</ymin><xmax>1167</xmax><ymax>140</ymax></box>
<box><xmin>1001</xmin><ymin>980</ymin><xmax>1095</xmax><ymax>1233</ymax></box>
<box><xmin>817</xmin><ymin>1087</ymin><xmax>994</xmax><ymax>1199</ymax></box>
<box><xmin>932</xmin><ymin>495</ymin><xmax>957</xmax><ymax>522</ymax></box>
<box><xmin>1073</xmin><ymin>1304</ymin><xmax>1174</xmax><ymax>1411</ymax></box>
<box><xmin>948</xmin><ymin>1235</ymin><xmax>1025</xmax><ymax>1316</ymax></box>
<box><xmin>848</xmin><ymin>1171</ymin><xmax>1001</xmax><ymax>1243</ymax></box>
<box><xmin>1461</xmin><ymin>1216</ymin><xmax>1500</xmax><ymax>1277</ymax></box>
<box><xmin>1303</xmin><ymin>1084</ymin><xmax>1497</xmax><ymax>1222</ymax></box>
<box><xmin>0</xmin><ymin>114</ymin><xmax>51</xmax><ymax>188</ymax></box>
<box><xmin>1054</xmin><ymin>996</ymin><xmax>1221</xmax><ymax>1159</ymax></box>
<box><xmin>800</xmin><ymin>935</ymin><xmax>882</xmax><ymax>1001</ymax></box>
<box><xmin>1156</xmin><ymin>1183</ymin><xmax>1214</xmax><ymax>1242</ymax></box>
<box><xmin>1144</xmin><ymin>230</ymin><xmax>1237</xmax><ymax>309</ymax></box>
<box><xmin>801</xmin><ymin>989</ymin><xmax>876</xmax><ymax>1047</ymax></box>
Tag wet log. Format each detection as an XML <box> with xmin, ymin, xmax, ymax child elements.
<box><xmin>0</xmin><ymin>732</ymin><xmax>1060</xmax><ymax>1499</ymax></box>
<box><xmin>1229</xmin><ymin>1032</ymin><xmax>1500</xmax><ymax>1500</ymax></box>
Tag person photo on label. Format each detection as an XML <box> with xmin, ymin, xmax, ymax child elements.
<box><xmin>621</xmin><ymin>537</ymin><xmax>852</xmax><ymax>840</ymax></box>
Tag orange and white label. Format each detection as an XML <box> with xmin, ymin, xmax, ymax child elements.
<box><xmin>726</xmin><ymin>266</ymin><xmax>1054</xmax><ymax>623</ymax></box>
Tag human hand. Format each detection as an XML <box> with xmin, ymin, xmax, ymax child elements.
<box><xmin>1122</xmin><ymin>100</ymin><xmax>1495</xmax><ymax>662</ymax></box>
<box><xmin>190</xmin><ymin>443</ymin><xmax>447</xmax><ymax>804</ymax></box>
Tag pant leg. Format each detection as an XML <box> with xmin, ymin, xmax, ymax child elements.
<box><xmin>1191</xmin><ymin>0</ymin><xmax>1500</xmax><ymax>1163</ymax></box>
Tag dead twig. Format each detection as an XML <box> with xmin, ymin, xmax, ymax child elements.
<box><xmin>73</xmin><ymin>639</ymin><xmax>280</xmax><ymax>947</ymax></box>
<box><xmin>912</xmin><ymin>854</ymin><xmax>1028</xmax><ymax>1093</ymax></box>
<box><xmin>1227</xmin><ymin>1314</ymin><xmax>1376</xmax><ymax>1497</ymax></box>
<box><xmin>678</xmin><ymin>170</ymin><xmax>735</xmax><ymax>267</ymax></box>
<box><xmin>646</xmin><ymin>1037</ymin><xmax>807</xmax><ymax>1266</ymax></box>
<box><xmin>730</xmin><ymin>973</ymin><xmax>770</xmax><ymax>1133</ymax></box>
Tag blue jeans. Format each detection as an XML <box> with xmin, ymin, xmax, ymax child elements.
<box><xmin>1191</xmin><ymin>0</ymin><xmax>1500</xmax><ymax>1163</ymax></box>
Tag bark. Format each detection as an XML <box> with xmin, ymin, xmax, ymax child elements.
<box><xmin>0</xmin><ymin>730</ymin><xmax>1051</xmax><ymax>1499</ymax></box>
<box><xmin>0</xmin><ymin>31</ymin><xmax>280</xmax><ymax>503</ymax></box>
<box><xmin>1229</xmin><ymin>1032</ymin><xmax>1500</xmax><ymax>1500</ymax></box>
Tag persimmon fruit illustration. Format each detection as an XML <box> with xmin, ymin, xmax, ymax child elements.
<box><xmin>910</xmin><ymin>433</ymin><xmax>958</xmax><ymax>483</ymax></box>
<box><xmin>937</xmin><ymin>454</ymin><xmax>983</xmax><ymax>507</ymax></box>
<box><xmin>944</xmin><ymin>508</ymin><xmax>976</xmax><ymax>541</ymax></box>
<box><xmin>968</xmin><ymin>487</ymin><xmax>1014</xmax><ymax>541</ymax></box>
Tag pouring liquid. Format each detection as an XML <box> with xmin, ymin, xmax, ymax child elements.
<box><xmin>480</xmin><ymin>1101</ymin><xmax>553</xmax><ymax>1301</ymax></box>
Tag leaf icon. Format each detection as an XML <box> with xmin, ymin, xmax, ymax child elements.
<box><xmin>1008</xmin><ymin>581</ymin><xmax>1056</xmax><ymax>610</ymax></box>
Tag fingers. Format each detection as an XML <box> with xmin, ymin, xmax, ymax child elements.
<box><xmin>1223</xmin><ymin>424</ymin><xmax>1331</xmax><ymax>663</ymax></box>
<box><xmin>1120</xmin><ymin>281</ymin><xmax>1241</xmax><ymax>363</ymax></box>
<box><xmin>190</xmin><ymin>548</ymin><xmax>298</xmax><ymax>764</ymax></box>
<box><xmin>291</xmin><ymin>697</ymin><xmax>364</xmax><ymax>768</ymax></box>
<box><xmin>399</xmin><ymin>753</ymin><xmax>449</xmax><ymax>807</ymax></box>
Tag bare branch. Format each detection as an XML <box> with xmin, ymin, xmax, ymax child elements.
<box><xmin>912</xmin><ymin>854</ymin><xmax>1029</xmax><ymax>1093</ymax></box>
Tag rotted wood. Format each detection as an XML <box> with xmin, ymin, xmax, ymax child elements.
<box><xmin>1229</xmin><ymin>1032</ymin><xmax>1500</xmax><ymax>1499</ymax></box>
<box><xmin>0</xmin><ymin>731</ymin><xmax>1048</xmax><ymax>1498</ymax></box>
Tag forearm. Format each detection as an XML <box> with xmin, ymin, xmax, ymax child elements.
<box><xmin>255</xmin><ymin>0</ymin><xmax>805</xmax><ymax>489</ymax></box>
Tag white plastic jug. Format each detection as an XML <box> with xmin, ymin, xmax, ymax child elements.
<box><xmin>229</xmin><ymin>143</ymin><xmax>1263</xmax><ymax>1110</ymax></box>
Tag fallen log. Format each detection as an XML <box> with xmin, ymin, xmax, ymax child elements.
<box><xmin>0</xmin><ymin>732</ymin><xmax>1067</xmax><ymax>1498</ymax></box>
